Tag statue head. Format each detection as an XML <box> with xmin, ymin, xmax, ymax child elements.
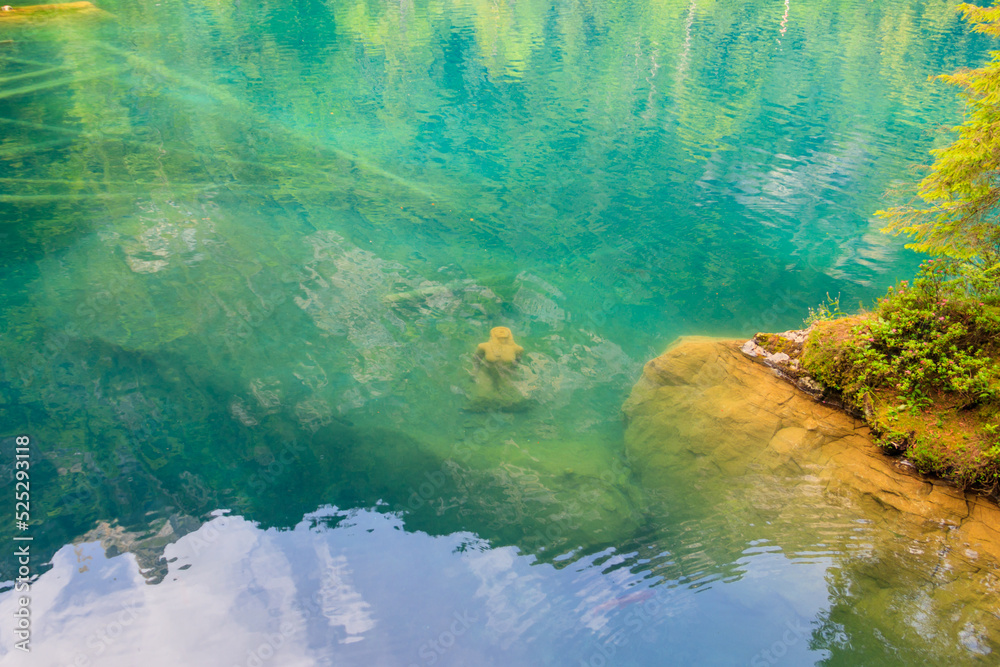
<box><xmin>491</xmin><ymin>326</ymin><xmax>513</xmax><ymax>343</ymax></box>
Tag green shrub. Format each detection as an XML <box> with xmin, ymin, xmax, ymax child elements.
<box><xmin>802</xmin><ymin>261</ymin><xmax>1000</xmax><ymax>489</ymax></box>
<box><xmin>814</xmin><ymin>264</ymin><xmax>1000</xmax><ymax>414</ymax></box>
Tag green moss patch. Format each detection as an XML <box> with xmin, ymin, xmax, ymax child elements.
<box><xmin>753</xmin><ymin>332</ymin><xmax>803</xmax><ymax>358</ymax></box>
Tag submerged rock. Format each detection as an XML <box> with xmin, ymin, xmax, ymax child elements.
<box><xmin>623</xmin><ymin>336</ymin><xmax>1000</xmax><ymax>660</ymax></box>
<box><xmin>623</xmin><ymin>336</ymin><xmax>1000</xmax><ymax>558</ymax></box>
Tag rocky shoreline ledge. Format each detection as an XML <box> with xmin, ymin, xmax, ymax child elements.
<box><xmin>622</xmin><ymin>336</ymin><xmax>1000</xmax><ymax>562</ymax></box>
<box><xmin>622</xmin><ymin>335</ymin><xmax>1000</xmax><ymax>657</ymax></box>
<box><xmin>740</xmin><ymin>326</ymin><xmax>1000</xmax><ymax>494</ymax></box>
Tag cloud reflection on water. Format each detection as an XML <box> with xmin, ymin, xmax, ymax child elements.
<box><xmin>0</xmin><ymin>506</ymin><xmax>833</xmax><ymax>666</ymax></box>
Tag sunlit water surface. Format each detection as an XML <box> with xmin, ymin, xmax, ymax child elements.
<box><xmin>0</xmin><ymin>0</ymin><xmax>997</xmax><ymax>664</ymax></box>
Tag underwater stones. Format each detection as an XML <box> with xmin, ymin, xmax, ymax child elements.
<box><xmin>512</xmin><ymin>272</ymin><xmax>565</xmax><ymax>327</ymax></box>
<box><xmin>467</xmin><ymin>373</ymin><xmax>529</xmax><ymax>413</ymax></box>
<box><xmin>82</xmin><ymin>514</ymin><xmax>202</xmax><ymax>584</ymax></box>
<box><xmin>455</xmin><ymin>435</ymin><xmax>642</xmax><ymax>559</ymax></box>
<box><xmin>768</xmin><ymin>426</ymin><xmax>813</xmax><ymax>456</ymax></box>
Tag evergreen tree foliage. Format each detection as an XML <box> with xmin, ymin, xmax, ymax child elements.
<box><xmin>878</xmin><ymin>3</ymin><xmax>1000</xmax><ymax>288</ymax></box>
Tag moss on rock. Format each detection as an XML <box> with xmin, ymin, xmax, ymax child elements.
<box><xmin>800</xmin><ymin>317</ymin><xmax>868</xmax><ymax>392</ymax></box>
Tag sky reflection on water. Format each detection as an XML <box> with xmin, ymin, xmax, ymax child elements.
<box><xmin>1</xmin><ymin>507</ymin><xmax>832</xmax><ymax>666</ymax></box>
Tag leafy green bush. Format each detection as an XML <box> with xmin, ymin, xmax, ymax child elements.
<box><xmin>877</xmin><ymin>3</ymin><xmax>1000</xmax><ymax>291</ymax></box>
<box><xmin>802</xmin><ymin>260</ymin><xmax>1000</xmax><ymax>489</ymax></box>
<box><xmin>846</xmin><ymin>265</ymin><xmax>1000</xmax><ymax>411</ymax></box>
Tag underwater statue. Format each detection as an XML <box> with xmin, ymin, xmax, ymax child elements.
<box><xmin>469</xmin><ymin>327</ymin><xmax>529</xmax><ymax>411</ymax></box>
<box><xmin>476</xmin><ymin>326</ymin><xmax>524</xmax><ymax>364</ymax></box>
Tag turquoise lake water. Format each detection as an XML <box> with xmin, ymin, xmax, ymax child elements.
<box><xmin>1</xmin><ymin>0</ymin><xmax>998</xmax><ymax>663</ymax></box>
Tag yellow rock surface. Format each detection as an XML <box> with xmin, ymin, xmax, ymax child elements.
<box><xmin>624</xmin><ymin>337</ymin><xmax>1000</xmax><ymax>555</ymax></box>
<box><xmin>623</xmin><ymin>337</ymin><xmax>1000</xmax><ymax>659</ymax></box>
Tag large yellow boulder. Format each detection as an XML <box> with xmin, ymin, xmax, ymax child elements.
<box><xmin>622</xmin><ymin>336</ymin><xmax>1000</xmax><ymax>659</ymax></box>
